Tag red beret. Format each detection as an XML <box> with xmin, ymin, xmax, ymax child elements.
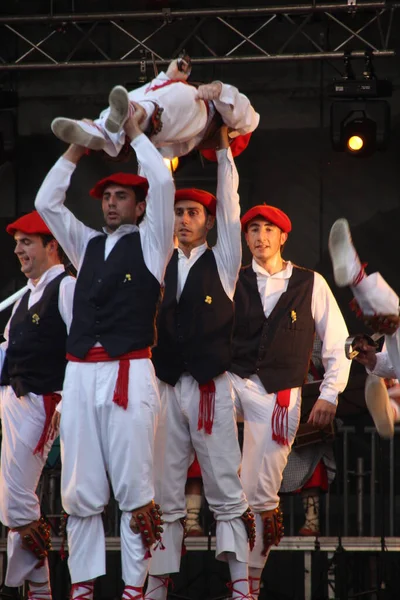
<box><xmin>90</xmin><ymin>172</ymin><xmax>149</xmax><ymax>199</ymax></box>
<box><xmin>175</xmin><ymin>188</ymin><xmax>217</xmax><ymax>216</ymax></box>
<box><xmin>200</xmin><ymin>132</ymin><xmax>252</xmax><ymax>162</ymax></box>
<box><xmin>6</xmin><ymin>211</ymin><xmax>52</xmax><ymax>236</ymax></box>
<box><xmin>241</xmin><ymin>205</ymin><xmax>292</xmax><ymax>233</ymax></box>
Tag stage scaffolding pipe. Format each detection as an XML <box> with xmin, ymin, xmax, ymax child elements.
<box><xmin>0</xmin><ymin>3</ymin><xmax>396</xmax><ymax>24</ymax></box>
<box><xmin>0</xmin><ymin>50</ymin><xmax>395</xmax><ymax>71</ymax></box>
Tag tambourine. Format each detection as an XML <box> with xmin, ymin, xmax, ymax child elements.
<box><xmin>344</xmin><ymin>333</ymin><xmax>381</xmax><ymax>360</ymax></box>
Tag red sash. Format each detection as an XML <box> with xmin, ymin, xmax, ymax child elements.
<box><xmin>66</xmin><ymin>347</ymin><xmax>151</xmax><ymax>409</ymax></box>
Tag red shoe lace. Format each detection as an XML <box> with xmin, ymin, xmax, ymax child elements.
<box><xmin>70</xmin><ymin>583</ymin><xmax>94</xmax><ymax>600</ymax></box>
<box><xmin>352</xmin><ymin>262</ymin><xmax>367</xmax><ymax>286</ymax></box>
<box><xmin>122</xmin><ymin>586</ymin><xmax>143</xmax><ymax>600</ymax></box>
<box><xmin>226</xmin><ymin>578</ymin><xmax>252</xmax><ymax>599</ymax></box>
<box><xmin>145</xmin><ymin>576</ymin><xmax>173</xmax><ymax>599</ymax></box>
<box><xmin>249</xmin><ymin>576</ymin><xmax>261</xmax><ymax>596</ymax></box>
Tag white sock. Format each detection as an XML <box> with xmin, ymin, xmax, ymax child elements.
<box><xmin>249</xmin><ymin>567</ymin><xmax>263</xmax><ymax>600</ymax></box>
<box><xmin>186</xmin><ymin>494</ymin><xmax>202</xmax><ymax>530</ymax></box>
<box><xmin>28</xmin><ymin>582</ymin><xmax>52</xmax><ymax>600</ymax></box>
<box><xmin>227</xmin><ymin>554</ymin><xmax>249</xmax><ymax>599</ymax></box>
<box><xmin>144</xmin><ymin>575</ymin><xmax>169</xmax><ymax>600</ymax></box>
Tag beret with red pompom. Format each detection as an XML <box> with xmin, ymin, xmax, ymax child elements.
<box><xmin>175</xmin><ymin>188</ymin><xmax>217</xmax><ymax>216</ymax></box>
<box><xmin>241</xmin><ymin>204</ymin><xmax>292</xmax><ymax>233</ymax></box>
<box><xmin>6</xmin><ymin>210</ymin><xmax>52</xmax><ymax>236</ymax></box>
<box><xmin>90</xmin><ymin>172</ymin><xmax>149</xmax><ymax>199</ymax></box>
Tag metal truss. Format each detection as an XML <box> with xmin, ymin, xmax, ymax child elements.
<box><xmin>0</xmin><ymin>2</ymin><xmax>398</xmax><ymax>71</ymax></box>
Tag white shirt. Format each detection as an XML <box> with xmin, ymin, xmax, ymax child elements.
<box><xmin>176</xmin><ymin>147</ymin><xmax>241</xmax><ymax>302</ymax></box>
<box><xmin>35</xmin><ymin>134</ymin><xmax>175</xmax><ymax>284</ymax></box>
<box><xmin>246</xmin><ymin>259</ymin><xmax>351</xmax><ymax>404</ymax></box>
<box><xmin>2</xmin><ymin>265</ymin><xmax>75</xmax><ymax>348</ymax></box>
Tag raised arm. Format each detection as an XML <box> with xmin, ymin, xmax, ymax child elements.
<box><xmin>124</xmin><ymin>108</ymin><xmax>176</xmax><ymax>284</ymax></box>
<box><xmin>197</xmin><ymin>82</ymin><xmax>260</xmax><ymax>135</ymax></box>
<box><xmin>35</xmin><ymin>145</ymin><xmax>97</xmax><ymax>271</ymax></box>
<box><xmin>212</xmin><ymin>127</ymin><xmax>242</xmax><ymax>301</ymax></box>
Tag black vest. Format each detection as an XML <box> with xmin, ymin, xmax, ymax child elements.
<box><xmin>231</xmin><ymin>264</ymin><xmax>315</xmax><ymax>393</ymax></box>
<box><xmin>0</xmin><ymin>272</ymin><xmax>68</xmax><ymax>397</ymax></box>
<box><xmin>67</xmin><ymin>232</ymin><xmax>161</xmax><ymax>358</ymax></box>
<box><xmin>152</xmin><ymin>248</ymin><xmax>234</xmax><ymax>385</ymax></box>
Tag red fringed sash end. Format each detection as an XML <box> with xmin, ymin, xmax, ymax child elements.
<box><xmin>33</xmin><ymin>392</ymin><xmax>61</xmax><ymax>456</ymax></box>
<box><xmin>198</xmin><ymin>380</ymin><xmax>216</xmax><ymax>434</ymax></box>
<box><xmin>271</xmin><ymin>389</ymin><xmax>291</xmax><ymax>446</ymax></box>
<box><xmin>112</xmin><ymin>359</ymin><xmax>130</xmax><ymax>410</ymax></box>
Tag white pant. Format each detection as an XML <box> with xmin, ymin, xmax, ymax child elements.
<box><xmin>60</xmin><ymin>358</ymin><xmax>161</xmax><ymax>585</ymax></box>
<box><xmin>98</xmin><ymin>79</ymin><xmax>208</xmax><ymax>159</ymax></box>
<box><xmin>352</xmin><ymin>273</ymin><xmax>400</xmax><ymax>380</ymax></box>
<box><xmin>229</xmin><ymin>373</ymin><xmax>301</xmax><ymax>569</ymax></box>
<box><xmin>0</xmin><ymin>386</ymin><xmax>53</xmax><ymax>587</ymax></box>
<box><xmin>149</xmin><ymin>373</ymin><xmax>249</xmax><ymax>575</ymax></box>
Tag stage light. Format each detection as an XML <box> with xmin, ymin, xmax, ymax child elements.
<box><xmin>163</xmin><ymin>157</ymin><xmax>179</xmax><ymax>172</ymax></box>
<box><xmin>347</xmin><ymin>135</ymin><xmax>363</xmax><ymax>152</ymax></box>
<box><xmin>330</xmin><ymin>100</ymin><xmax>390</xmax><ymax>156</ymax></box>
<box><xmin>328</xmin><ymin>54</ymin><xmax>392</xmax><ymax>156</ymax></box>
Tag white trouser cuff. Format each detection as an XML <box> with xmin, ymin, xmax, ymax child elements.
<box><xmin>149</xmin><ymin>520</ymin><xmax>184</xmax><ymax>576</ymax></box>
<box><xmin>215</xmin><ymin>517</ymin><xmax>249</xmax><ymax>564</ymax></box>
<box><xmin>120</xmin><ymin>511</ymin><xmax>151</xmax><ymax>586</ymax></box>
<box><xmin>67</xmin><ymin>514</ymin><xmax>106</xmax><ymax>583</ymax></box>
<box><xmin>5</xmin><ymin>531</ymin><xmax>49</xmax><ymax>587</ymax></box>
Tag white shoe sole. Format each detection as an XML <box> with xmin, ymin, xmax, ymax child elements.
<box><xmin>51</xmin><ymin>118</ymin><xmax>106</xmax><ymax>151</ymax></box>
<box><xmin>328</xmin><ymin>218</ymin><xmax>358</xmax><ymax>287</ymax></box>
<box><xmin>365</xmin><ymin>374</ymin><xmax>394</xmax><ymax>439</ymax></box>
<box><xmin>105</xmin><ymin>86</ymin><xmax>130</xmax><ymax>134</ymax></box>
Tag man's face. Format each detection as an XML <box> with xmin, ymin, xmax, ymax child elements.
<box><xmin>14</xmin><ymin>232</ymin><xmax>55</xmax><ymax>281</ymax></box>
<box><xmin>245</xmin><ymin>218</ymin><xmax>288</xmax><ymax>262</ymax></box>
<box><xmin>101</xmin><ymin>184</ymin><xmax>145</xmax><ymax>231</ymax></box>
<box><xmin>174</xmin><ymin>200</ymin><xmax>214</xmax><ymax>246</ymax></box>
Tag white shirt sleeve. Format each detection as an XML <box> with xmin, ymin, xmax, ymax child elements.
<box><xmin>312</xmin><ymin>272</ymin><xmax>351</xmax><ymax>404</ymax></box>
<box><xmin>35</xmin><ymin>157</ymin><xmax>98</xmax><ymax>271</ymax></box>
<box><xmin>369</xmin><ymin>350</ymin><xmax>398</xmax><ymax>379</ymax></box>
<box><xmin>58</xmin><ymin>275</ymin><xmax>76</xmax><ymax>333</ymax></box>
<box><xmin>212</xmin><ymin>147</ymin><xmax>242</xmax><ymax>301</ymax></box>
<box><xmin>213</xmin><ymin>83</ymin><xmax>260</xmax><ymax>135</ymax></box>
<box><xmin>136</xmin><ymin>134</ymin><xmax>176</xmax><ymax>284</ymax></box>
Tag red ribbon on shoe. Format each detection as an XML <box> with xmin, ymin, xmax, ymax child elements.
<box><xmin>66</xmin><ymin>347</ymin><xmax>151</xmax><ymax>410</ymax></box>
<box><xmin>271</xmin><ymin>389</ymin><xmax>291</xmax><ymax>446</ymax></box>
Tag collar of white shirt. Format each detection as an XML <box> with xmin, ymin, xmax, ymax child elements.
<box><xmin>27</xmin><ymin>264</ymin><xmax>66</xmax><ymax>292</ymax></box>
<box><xmin>177</xmin><ymin>242</ymin><xmax>208</xmax><ymax>261</ymax></box>
<box><xmin>252</xmin><ymin>258</ymin><xmax>293</xmax><ymax>280</ymax></box>
<box><xmin>101</xmin><ymin>224</ymin><xmax>139</xmax><ymax>236</ymax></box>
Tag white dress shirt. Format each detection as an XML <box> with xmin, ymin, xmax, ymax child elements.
<box><xmin>247</xmin><ymin>259</ymin><xmax>350</xmax><ymax>404</ymax></box>
<box><xmin>35</xmin><ymin>134</ymin><xmax>175</xmax><ymax>284</ymax></box>
<box><xmin>176</xmin><ymin>146</ymin><xmax>241</xmax><ymax>302</ymax></box>
<box><xmin>2</xmin><ymin>264</ymin><xmax>75</xmax><ymax>348</ymax></box>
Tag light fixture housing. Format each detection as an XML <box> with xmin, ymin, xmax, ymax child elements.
<box><xmin>330</xmin><ymin>99</ymin><xmax>390</xmax><ymax>156</ymax></box>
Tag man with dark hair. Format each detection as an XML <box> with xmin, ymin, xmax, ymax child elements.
<box><xmin>145</xmin><ymin>127</ymin><xmax>254</xmax><ymax>600</ymax></box>
<box><xmin>229</xmin><ymin>205</ymin><xmax>350</xmax><ymax>599</ymax></box>
<box><xmin>35</xmin><ymin>108</ymin><xmax>175</xmax><ymax>600</ymax></box>
<box><xmin>0</xmin><ymin>210</ymin><xmax>75</xmax><ymax>600</ymax></box>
